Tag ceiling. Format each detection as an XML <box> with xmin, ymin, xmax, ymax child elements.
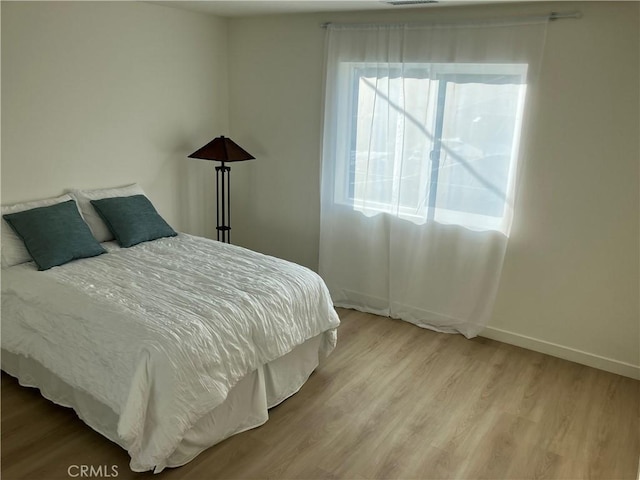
<box><xmin>149</xmin><ymin>0</ymin><xmax>521</xmax><ymax>18</ymax></box>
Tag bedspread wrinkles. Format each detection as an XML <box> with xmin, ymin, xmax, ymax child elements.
<box><xmin>1</xmin><ymin>234</ymin><xmax>339</xmax><ymax>472</ymax></box>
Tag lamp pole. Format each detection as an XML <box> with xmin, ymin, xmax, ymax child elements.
<box><xmin>215</xmin><ymin>161</ymin><xmax>232</xmax><ymax>243</ymax></box>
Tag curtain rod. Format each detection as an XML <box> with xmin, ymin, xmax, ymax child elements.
<box><xmin>320</xmin><ymin>11</ymin><xmax>582</xmax><ymax>28</ymax></box>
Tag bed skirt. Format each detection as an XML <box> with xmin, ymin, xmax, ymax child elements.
<box><xmin>1</xmin><ymin>333</ymin><xmax>324</xmax><ymax>472</ymax></box>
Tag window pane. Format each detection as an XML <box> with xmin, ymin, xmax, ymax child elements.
<box><xmin>435</xmin><ymin>81</ymin><xmax>525</xmax><ymax>221</ymax></box>
<box><xmin>353</xmin><ymin>75</ymin><xmax>398</xmax><ymax>207</ymax></box>
<box><xmin>351</xmin><ymin>73</ymin><xmax>436</xmax><ymax>215</ymax></box>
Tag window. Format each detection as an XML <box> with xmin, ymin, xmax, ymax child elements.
<box><xmin>334</xmin><ymin>62</ymin><xmax>528</xmax><ymax>232</ymax></box>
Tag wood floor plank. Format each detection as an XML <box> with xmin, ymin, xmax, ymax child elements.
<box><xmin>2</xmin><ymin>308</ymin><xmax>638</xmax><ymax>479</ymax></box>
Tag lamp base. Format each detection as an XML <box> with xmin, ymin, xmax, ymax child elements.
<box><xmin>216</xmin><ymin>225</ymin><xmax>231</xmax><ymax>243</ymax></box>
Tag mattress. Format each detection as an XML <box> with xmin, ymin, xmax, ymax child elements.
<box><xmin>1</xmin><ymin>234</ymin><xmax>340</xmax><ymax>472</ymax></box>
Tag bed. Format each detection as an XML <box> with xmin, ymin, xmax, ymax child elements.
<box><xmin>1</xmin><ymin>187</ymin><xmax>340</xmax><ymax>473</ymax></box>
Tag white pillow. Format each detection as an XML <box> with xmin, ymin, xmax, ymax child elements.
<box><xmin>69</xmin><ymin>183</ymin><xmax>145</xmax><ymax>242</ymax></box>
<box><xmin>1</xmin><ymin>194</ymin><xmax>75</xmax><ymax>268</ymax></box>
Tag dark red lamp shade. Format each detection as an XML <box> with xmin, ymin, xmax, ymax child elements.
<box><xmin>188</xmin><ymin>135</ymin><xmax>255</xmax><ymax>163</ymax></box>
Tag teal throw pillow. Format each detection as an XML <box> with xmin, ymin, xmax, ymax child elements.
<box><xmin>3</xmin><ymin>200</ymin><xmax>106</xmax><ymax>271</ymax></box>
<box><xmin>90</xmin><ymin>195</ymin><xmax>177</xmax><ymax>248</ymax></box>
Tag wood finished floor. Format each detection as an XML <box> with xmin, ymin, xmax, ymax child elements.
<box><xmin>2</xmin><ymin>308</ymin><xmax>639</xmax><ymax>480</ymax></box>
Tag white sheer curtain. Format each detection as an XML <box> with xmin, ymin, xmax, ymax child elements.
<box><xmin>319</xmin><ymin>20</ymin><xmax>548</xmax><ymax>337</ymax></box>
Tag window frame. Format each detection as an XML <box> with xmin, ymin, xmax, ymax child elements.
<box><xmin>337</xmin><ymin>61</ymin><xmax>528</xmax><ymax>231</ymax></box>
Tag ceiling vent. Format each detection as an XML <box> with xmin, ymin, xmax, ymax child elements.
<box><xmin>383</xmin><ymin>0</ymin><xmax>439</xmax><ymax>5</ymax></box>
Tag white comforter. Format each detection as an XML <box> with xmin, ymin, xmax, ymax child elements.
<box><xmin>1</xmin><ymin>234</ymin><xmax>339</xmax><ymax>472</ymax></box>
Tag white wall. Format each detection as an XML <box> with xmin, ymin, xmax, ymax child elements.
<box><xmin>227</xmin><ymin>2</ymin><xmax>639</xmax><ymax>377</ymax></box>
<box><xmin>1</xmin><ymin>1</ymin><xmax>228</xmax><ymax>238</ymax></box>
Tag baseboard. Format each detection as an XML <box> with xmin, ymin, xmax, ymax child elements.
<box><xmin>480</xmin><ymin>326</ymin><xmax>640</xmax><ymax>380</ymax></box>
